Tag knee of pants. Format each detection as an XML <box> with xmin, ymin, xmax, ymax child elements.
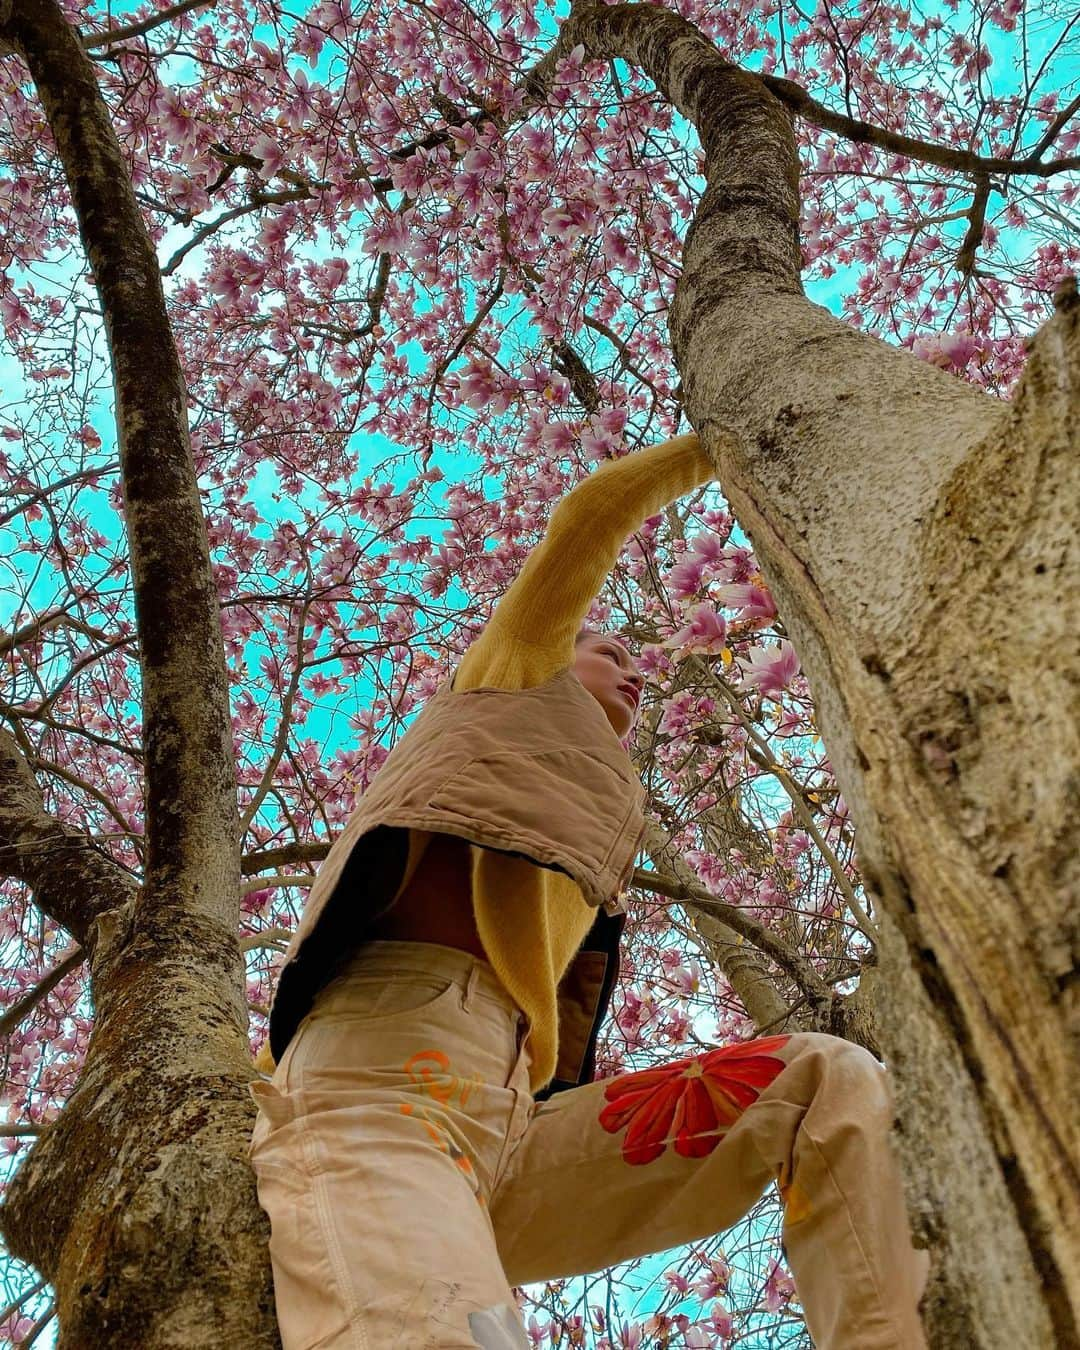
<box><xmin>790</xmin><ymin>1032</ymin><xmax>892</xmax><ymax>1111</ymax></box>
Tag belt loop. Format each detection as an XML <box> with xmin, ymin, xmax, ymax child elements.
<box><xmin>461</xmin><ymin>962</ymin><xmax>481</xmax><ymax>1012</ymax></box>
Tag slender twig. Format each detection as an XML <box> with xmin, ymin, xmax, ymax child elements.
<box><xmin>239</xmin><ymin>589</ymin><xmax>313</xmax><ymax>835</ymax></box>
<box><xmin>0</xmin><ymin>1279</ymin><xmax>48</xmax><ymax>1330</ymax></box>
<box><xmin>160</xmin><ymin>188</ymin><xmax>310</xmax><ymax>276</ymax></box>
<box><xmin>25</xmin><ymin>754</ymin><xmax>138</xmax><ymax>840</ymax></box>
<box><xmin>1027</xmin><ymin>91</ymin><xmax>1080</xmax><ymax>165</ymax></box>
<box><xmin>0</xmin><ymin>944</ymin><xmax>85</xmax><ymax>1038</ymax></box>
<box><xmin>426</xmin><ymin>272</ymin><xmax>506</xmax><ymax>418</ymax></box>
<box><xmin>33</xmin><ymin>635</ymin><xmax>135</xmax><ymax>721</ymax></box>
<box><xmin>15</xmin><ymin>1303</ymin><xmax>55</xmax><ymax>1350</ymax></box>
<box><xmin>0</xmin><ymin>463</ymin><xmax>119</xmax><ymax>529</ymax></box>
<box><xmin>688</xmin><ymin>654</ymin><xmax>877</xmax><ymax>944</ymax></box>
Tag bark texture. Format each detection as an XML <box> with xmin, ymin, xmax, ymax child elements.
<box><xmin>553</xmin><ymin>6</ymin><xmax>1077</xmax><ymax>1345</ymax></box>
<box><xmin>0</xmin><ymin>0</ymin><xmax>275</xmax><ymax>1341</ymax></box>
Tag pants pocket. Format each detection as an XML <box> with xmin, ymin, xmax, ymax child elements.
<box><xmin>248</xmin><ymin>1077</ymin><xmax>302</xmax><ymax>1159</ymax></box>
<box><xmin>311</xmin><ymin>971</ymin><xmax>462</xmax><ymax>1027</ymax></box>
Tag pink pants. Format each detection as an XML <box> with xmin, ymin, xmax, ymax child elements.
<box><xmin>248</xmin><ymin>941</ymin><xmax>928</xmax><ymax>1348</ymax></box>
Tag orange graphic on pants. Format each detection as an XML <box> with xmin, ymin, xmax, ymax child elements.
<box><xmin>399</xmin><ymin>1049</ymin><xmax>485</xmax><ymax>1203</ymax></box>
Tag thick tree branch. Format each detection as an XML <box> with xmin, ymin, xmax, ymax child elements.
<box><xmin>0</xmin><ymin>726</ymin><xmax>136</xmax><ymax>944</ymax></box>
<box><xmin>237</xmin><ymin>925</ymin><xmax>290</xmax><ymax>953</ymax></box>
<box><xmin>241</xmin><ymin>839</ymin><xmax>329</xmax><ymax>874</ymax></box>
<box><xmin>239</xmin><ymin>873</ymin><xmax>313</xmax><ymax>896</ymax></box>
<box><xmin>0</xmin><ymin>607</ymin><xmax>103</xmax><ymax>659</ymax></box>
<box><xmin>640</xmin><ymin>815</ymin><xmax>793</xmax><ymax>1032</ymax></box>
<box><xmin>955</xmin><ymin>174</ymin><xmax>991</xmax><ymax>277</ymax></box>
<box><xmin>552</xmin><ymin>4</ymin><xmax>803</xmax><ymax>296</ymax></box>
<box><xmin>368</xmin><ymin>16</ymin><xmax>1079</xmax><ymax>224</ymax></box>
<box><xmin>634</xmin><ymin>864</ymin><xmax>834</xmax><ymax>1006</ymax></box>
<box><xmin>543</xmin><ymin>8</ymin><xmax>1077</xmax><ymax>1338</ymax></box>
<box><xmin>758</xmin><ymin>72</ymin><xmax>1080</xmax><ymax>178</ymax></box>
<box><xmin>0</xmin><ymin>0</ymin><xmax>240</xmax><ymax>934</ymax></box>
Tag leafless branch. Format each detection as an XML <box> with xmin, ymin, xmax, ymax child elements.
<box><xmin>1027</xmin><ymin>91</ymin><xmax>1080</xmax><ymax>165</ymax></box>
<box><xmin>955</xmin><ymin>174</ymin><xmax>992</xmax><ymax>277</ymax></box>
<box><xmin>687</xmin><ymin>653</ymin><xmax>877</xmax><ymax>944</ymax></box>
<box><xmin>81</xmin><ymin>0</ymin><xmax>216</xmax><ymax>49</ymax></box>
<box><xmin>0</xmin><ymin>1279</ymin><xmax>48</xmax><ymax>1329</ymax></box>
<box><xmin>161</xmin><ymin>187</ymin><xmax>310</xmax><ymax>276</ymax></box>
<box><xmin>0</xmin><ymin>608</ymin><xmax>107</xmax><ymax>660</ymax></box>
<box><xmin>238</xmin><ymin>925</ymin><xmax>291</xmax><ymax>953</ymax></box>
<box><xmin>635</xmin><ymin>866</ymin><xmax>835</xmax><ymax>1005</ymax></box>
<box><xmin>0</xmin><ymin>462</ymin><xmax>119</xmax><ymax>528</ymax></box>
<box><xmin>241</xmin><ymin>840</ymin><xmax>329</xmax><ymax>875</ymax></box>
<box><xmin>239</xmin><ymin>874</ymin><xmax>313</xmax><ymax>896</ymax></box>
<box><xmin>14</xmin><ymin>1302</ymin><xmax>55</xmax><ymax>1349</ymax></box>
<box><xmin>0</xmin><ymin>943</ymin><xmax>85</xmax><ymax>1037</ymax></box>
<box><xmin>0</xmin><ymin>726</ymin><xmax>137</xmax><ymax>943</ymax></box>
<box><xmin>759</xmin><ymin>71</ymin><xmax>1079</xmax><ymax>177</ymax></box>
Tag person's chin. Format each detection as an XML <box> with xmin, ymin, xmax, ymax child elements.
<box><xmin>611</xmin><ymin>703</ymin><xmax>633</xmax><ymax>739</ymax></box>
<box><xmin>616</xmin><ymin>692</ymin><xmax>638</xmax><ymax>733</ymax></box>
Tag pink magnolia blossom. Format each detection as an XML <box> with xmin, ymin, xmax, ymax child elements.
<box><xmin>713</xmin><ymin>580</ymin><xmax>778</xmax><ymax>623</ymax></box>
<box><xmin>759</xmin><ymin>1257</ymin><xmax>797</xmax><ymax>1312</ymax></box>
<box><xmin>703</xmin><ymin>1303</ymin><xmax>735</xmax><ymax>1341</ymax></box>
<box><xmin>664</xmin><ymin>604</ymin><xmax>728</xmax><ymax>656</ymax></box>
<box><xmin>540</xmin><ymin>420</ymin><xmax>577</xmax><ymax>454</ymax></box>
<box><xmin>738</xmin><ymin>640</ymin><xmax>801</xmax><ymax>698</ymax></box>
<box><xmin>662</xmin><ymin>1267</ymin><xmax>691</xmax><ymax>1296</ymax></box>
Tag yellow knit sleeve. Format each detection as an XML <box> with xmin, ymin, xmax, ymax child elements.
<box><xmin>456</xmin><ymin>433</ymin><xmax>713</xmax><ymax>689</ymax></box>
<box><xmin>252</xmin><ymin>1039</ymin><xmax>276</xmax><ymax>1075</ymax></box>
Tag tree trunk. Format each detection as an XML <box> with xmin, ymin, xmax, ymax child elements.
<box><xmin>552</xmin><ymin>6</ymin><xmax>1078</xmax><ymax>1345</ymax></box>
<box><xmin>0</xmin><ymin>0</ymin><xmax>275</xmax><ymax>1341</ymax></box>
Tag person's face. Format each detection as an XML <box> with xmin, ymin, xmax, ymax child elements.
<box><xmin>572</xmin><ymin>633</ymin><xmax>644</xmax><ymax>740</ymax></box>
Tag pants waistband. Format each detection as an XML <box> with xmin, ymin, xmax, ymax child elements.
<box><xmin>319</xmin><ymin>940</ymin><xmax>521</xmax><ymax>1019</ymax></box>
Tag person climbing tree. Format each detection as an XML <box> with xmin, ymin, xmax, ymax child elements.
<box><xmin>248</xmin><ymin>429</ymin><xmax>929</xmax><ymax>1349</ymax></box>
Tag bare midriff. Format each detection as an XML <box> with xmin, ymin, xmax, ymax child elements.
<box><xmin>365</xmin><ymin>831</ymin><xmax>488</xmax><ymax>960</ymax></box>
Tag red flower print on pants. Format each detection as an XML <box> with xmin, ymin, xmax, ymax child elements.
<box><xmin>598</xmin><ymin>1036</ymin><xmax>791</xmax><ymax>1164</ymax></box>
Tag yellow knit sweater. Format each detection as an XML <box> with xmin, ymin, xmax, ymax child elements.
<box><xmin>255</xmin><ymin>433</ymin><xmax>714</xmax><ymax>1088</ymax></box>
<box><xmin>392</xmin><ymin>432</ymin><xmax>713</xmax><ymax>1091</ymax></box>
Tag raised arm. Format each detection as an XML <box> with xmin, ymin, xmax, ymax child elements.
<box><xmin>455</xmin><ymin>433</ymin><xmax>713</xmax><ymax>689</ymax></box>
